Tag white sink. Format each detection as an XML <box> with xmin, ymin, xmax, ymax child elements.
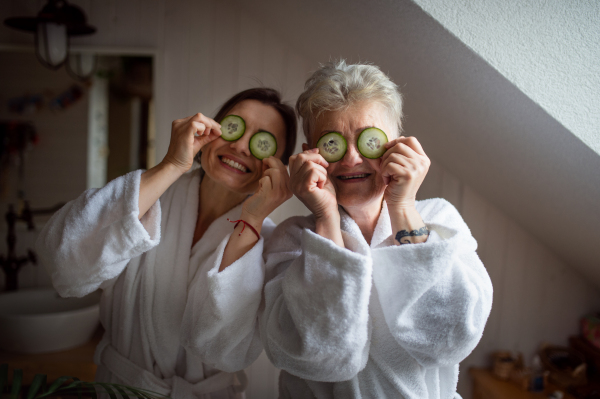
<box><xmin>0</xmin><ymin>288</ymin><xmax>101</xmax><ymax>354</ymax></box>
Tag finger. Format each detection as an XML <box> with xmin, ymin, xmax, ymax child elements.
<box><xmin>296</xmin><ymin>160</ymin><xmax>328</xmax><ymax>190</ymax></box>
<box><xmin>190</xmin><ymin>113</ymin><xmax>222</xmax><ymax>137</ymax></box>
<box><xmin>259</xmin><ymin>175</ymin><xmax>273</xmax><ymax>191</ymax></box>
<box><xmin>384</xmin><ymin>136</ymin><xmax>426</xmax><ymax>156</ymax></box>
<box><xmin>401</xmin><ymin>136</ymin><xmax>426</xmax><ymax>156</ymax></box>
<box><xmin>263</xmin><ymin>168</ymin><xmax>282</xmax><ymax>189</ymax></box>
<box><xmin>191</xmin><ymin>121</ymin><xmax>207</xmax><ymax>137</ymax></box>
<box><xmin>206</xmin><ymin>117</ymin><xmax>222</xmax><ymax>137</ymax></box>
<box><xmin>263</xmin><ymin>157</ymin><xmax>289</xmax><ymax>188</ymax></box>
<box><xmin>384</xmin><ymin>136</ymin><xmax>404</xmax><ymax>149</ymax></box>
<box><xmin>381</xmin><ymin>152</ymin><xmax>412</xmax><ymax>172</ymax></box>
<box><xmin>262</xmin><ymin>156</ymin><xmax>284</xmax><ymax>171</ymax></box>
<box><xmin>289</xmin><ymin>151</ymin><xmax>329</xmax><ymax>176</ymax></box>
<box><xmin>383</xmin><ymin>162</ymin><xmax>412</xmax><ymax>183</ymax></box>
<box><xmin>381</xmin><ymin>141</ymin><xmax>420</xmax><ymax>164</ymax></box>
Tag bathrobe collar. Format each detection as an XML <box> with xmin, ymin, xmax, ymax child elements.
<box><xmin>338</xmin><ymin>199</ymin><xmax>392</xmax><ymax>254</ymax></box>
<box><xmin>143</xmin><ymin>168</ymin><xmax>245</xmax><ymax>377</ymax></box>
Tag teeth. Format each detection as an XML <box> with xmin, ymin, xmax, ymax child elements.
<box><xmin>221</xmin><ymin>157</ymin><xmax>248</xmax><ymax>172</ymax></box>
<box><xmin>339</xmin><ymin>174</ymin><xmax>368</xmax><ymax>180</ymax></box>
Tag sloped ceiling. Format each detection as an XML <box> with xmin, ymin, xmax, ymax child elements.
<box><xmin>414</xmin><ymin>0</ymin><xmax>600</xmax><ymax>155</ymax></box>
<box><xmin>237</xmin><ymin>0</ymin><xmax>600</xmax><ymax>287</ymax></box>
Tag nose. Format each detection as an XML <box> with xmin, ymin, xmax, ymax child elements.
<box><xmin>339</xmin><ymin>144</ymin><xmax>363</xmax><ymax>168</ymax></box>
<box><xmin>229</xmin><ymin>131</ymin><xmax>252</xmax><ymax>157</ymax></box>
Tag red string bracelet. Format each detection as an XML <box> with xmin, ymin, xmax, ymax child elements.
<box><xmin>227</xmin><ymin>218</ymin><xmax>260</xmax><ymax>240</ymax></box>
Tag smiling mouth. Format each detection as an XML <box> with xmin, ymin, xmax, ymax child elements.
<box><xmin>219</xmin><ymin>156</ymin><xmax>249</xmax><ymax>173</ymax></box>
<box><xmin>337</xmin><ymin>173</ymin><xmax>371</xmax><ymax>181</ymax></box>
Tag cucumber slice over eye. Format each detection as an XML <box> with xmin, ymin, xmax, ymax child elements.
<box><xmin>250</xmin><ymin>131</ymin><xmax>277</xmax><ymax>160</ymax></box>
<box><xmin>316</xmin><ymin>132</ymin><xmax>347</xmax><ymax>163</ymax></box>
<box><xmin>220</xmin><ymin>115</ymin><xmax>246</xmax><ymax>141</ymax></box>
<box><xmin>357</xmin><ymin>128</ymin><xmax>388</xmax><ymax>159</ymax></box>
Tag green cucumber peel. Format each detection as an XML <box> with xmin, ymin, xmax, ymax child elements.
<box><xmin>357</xmin><ymin>127</ymin><xmax>388</xmax><ymax>159</ymax></box>
<box><xmin>220</xmin><ymin>115</ymin><xmax>246</xmax><ymax>141</ymax></box>
<box><xmin>250</xmin><ymin>131</ymin><xmax>277</xmax><ymax>160</ymax></box>
<box><xmin>316</xmin><ymin>132</ymin><xmax>347</xmax><ymax>163</ymax></box>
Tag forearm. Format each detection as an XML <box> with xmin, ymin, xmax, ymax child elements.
<box><xmin>315</xmin><ymin>210</ymin><xmax>345</xmax><ymax>248</ymax></box>
<box><xmin>139</xmin><ymin>161</ymin><xmax>184</xmax><ymax>219</ymax></box>
<box><xmin>219</xmin><ymin>212</ymin><xmax>262</xmax><ymax>272</ymax></box>
<box><xmin>389</xmin><ymin>205</ymin><xmax>429</xmax><ymax>245</ymax></box>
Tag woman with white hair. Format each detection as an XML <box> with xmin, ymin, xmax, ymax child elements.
<box><xmin>259</xmin><ymin>61</ymin><xmax>493</xmax><ymax>398</ymax></box>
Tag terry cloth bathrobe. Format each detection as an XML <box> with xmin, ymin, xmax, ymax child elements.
<box><xmin>36</xmin><ymin>169</ymin><xmax>271</xmax><ymax>399</ymax></box>
<box><xmin>259</xmin><ymin>199</ymin><xmax>493</xmax><ymax>399</ymax></box>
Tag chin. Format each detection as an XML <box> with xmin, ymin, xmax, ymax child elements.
<box><xmin>204</xmin><ymin>163</ymin><xmax>258</xmax><ymax>195</ymax></box>
<box><xmin>337</xmin><ymin>192</ymin><xmax>383</xmax><ymax>210</ymax></box>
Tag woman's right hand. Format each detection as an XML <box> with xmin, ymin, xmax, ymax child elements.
<box><xmin>288</xmin><ymin>148</ymin><xmax>338</xmax><ymax>220</ymax></box>
<box><xmin>162</xmin><ymin>113</ymin><xmax>222</xmax><ymax>173</ymax></box>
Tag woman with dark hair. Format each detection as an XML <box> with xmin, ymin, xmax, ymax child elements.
<box><xmin>36</xmin><ymin>88</ymin><xmax>297</xmax><ymax>398</ymax></box>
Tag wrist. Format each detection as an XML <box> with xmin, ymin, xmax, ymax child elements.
<box><xmin>240</xmin><ymin>210</ymin><xmax>264</xmax><ymax>234</ymax></box>
<box><xmin>158</xmin><ymin>159</ymin><xmax>187</xmax><ymax>177</ymax></box>
<box><xmin>315</xmin><ymin>209</ymin><xmax>340</xmax><ymax>232</ymax></box>
<box><xmin>315</xmin><ymin>210</ymin><xmax>344</xmax><ymax>248</ymax></box>
<box><xmin>388</xmin><ymin>204</ymin><xmax>429</xmax><ymax>245</ymax></box>
<box><xmin>160</xmin><ymin>156</ymin><xmax>190</xmax><ymax>175</ymax></box>
<box><xmin>388</xmin><ymin>203</ymin><xmax>418</xmax><ymax>219</ymax></box>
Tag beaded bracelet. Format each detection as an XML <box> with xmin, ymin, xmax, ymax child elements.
<box><xmin>227</xmin><ymin>218</ymin><xmax>260</xmax><ymax>240</ymax></box>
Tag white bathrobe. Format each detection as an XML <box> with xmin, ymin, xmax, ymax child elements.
<box><xmin>259</xmin><ymin>199</ymin><xmax>493</xmax><ymax>399</ymax></box>
<box><xmin>36</xmin><ymin>169</ymin><xmax>271</xmax><ymax>399</ymax></box>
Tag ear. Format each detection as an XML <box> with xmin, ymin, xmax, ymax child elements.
<box><xmin>302</xmin><ymin>143</ymin><xmax>310</xmax><ymax>152</ymax></box>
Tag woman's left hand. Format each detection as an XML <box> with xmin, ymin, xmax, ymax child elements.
<box><xmin>381</xmin><ymin>136</ymin><xmax>431</xmax><ymax>210</ymax></box>
<box><xmin>241</xmin><ymin>157</ymin><xmax>292</xmax><ymax>226</ymax></box>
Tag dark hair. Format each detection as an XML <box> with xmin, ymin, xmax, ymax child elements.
<box><xmin>206</xmin><ymin>88</ymin><xmax>297</xmax><ymax>165</ymax></box>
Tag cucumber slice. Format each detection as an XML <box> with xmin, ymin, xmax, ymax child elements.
<box><xmin>220</xmin><ymin>115</ymin><xmax>246</xmax><ymax>141</ymax></box>
<box><xmin>357</xmin><ymin>128</ymin><xmax>388</xmax><ymax>159</ymax></box>
<box><xmin>316</xmin><ymin>132</ymin><xmax>347</xmax><ymax>163</ymax></box>
<box><xmin>250</xmin><ymin>131</ymin><xmax>277</xmax><ymax>160</ymax></box>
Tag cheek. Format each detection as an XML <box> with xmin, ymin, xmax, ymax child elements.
<box><xmin>369</xmin><ymin>159</ymin><xmax>383</xmax><ymax>174</ymax></box>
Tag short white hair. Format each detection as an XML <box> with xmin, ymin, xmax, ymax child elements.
<box><xmin>296</xmin><ymin>60</ymin><xmax>403</xmax><ymax>143</ymax></box>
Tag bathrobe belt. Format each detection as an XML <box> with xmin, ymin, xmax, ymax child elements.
<box><xmin>100</xmin><ymin>344</ymin><xmax>248</xmax><ymax>397</ymax></box>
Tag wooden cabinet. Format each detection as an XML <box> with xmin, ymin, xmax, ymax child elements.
<box><xmin>0</xmin><ymin>328</ymin><xmax>102</xmax><ymax>384</ymax></box>
<box><xmin>470</xmin><ymin>368</ymin><xmax>575</xmax><ymax>399</ymax></box>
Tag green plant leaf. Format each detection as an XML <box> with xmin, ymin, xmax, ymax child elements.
<box><xmin>0</xmin><ymin>364</ymin><xmax>7</xmax><ymax>394</ymax></box>
<box><xmin>60</xmin><ymin>377</ymin><xmax>81</xmax><ymax>391</ymax></box>
<box><xmin>46</xmin><ymin>375</ymin><xmax>75</xmax><ymax>393</ymax></box>
<box><xmin>10</xmin><ymin>368</ymin><xmax>22</xmax><ymax>399</ymax></box>
<box><xmin>88</xmin><ymin>384</ymin><xmax>98</xmax><ymax>399</ymax></box>
<box><xmin>96</xmin><ymin>383</ymin><xmax>118</xmax><ymax>399</ymax></box>
<box><xmin>112</xmin><ymin>384</ymin><xmax>131</xmax><ymax>398</ymax></box>
<box><xmin>2</xmin><ymin>364</ymin><xmax>171</xmax><ymax>399</ymax></box>
<box><xmin>26</xmin><ymin>374</ymin><xmax>47</xmax><ymax>399</ymax></box>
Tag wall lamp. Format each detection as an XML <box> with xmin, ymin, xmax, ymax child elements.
<box><xmin>4</xmin><ymin>0</ymin><xmax>96</xmax><ymax>76</ymax></box>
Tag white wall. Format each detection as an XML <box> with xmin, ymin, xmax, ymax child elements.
<box><xmin>418</xmin><ymin>160</ymin><xmax>600</xmax><ymax>398</ymax></box>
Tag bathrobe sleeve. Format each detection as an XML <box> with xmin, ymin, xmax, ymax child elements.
<box><xmin>259</xmin><ymin>216</ymin><xmax>373</xmax><ymax>382</ymax></box>
<box><xmin>181</xmin><ymin>219</ymin><xmax>277</xmax><ymax>372</ymax></box>
<box><xmin>371</xmin><ymin>198</ymin><xmax>493</xmax><ymax>368</ymax></box>
<box><xmin>35</xmin><ymin>170</ymin><xmax>161</xmax><ymax>298</ymax></box>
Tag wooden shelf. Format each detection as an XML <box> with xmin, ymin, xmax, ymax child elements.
<box><xmin>0</xmin><ymin>327</ymin><xmax>102</xmax><ymax>384</ymax></box>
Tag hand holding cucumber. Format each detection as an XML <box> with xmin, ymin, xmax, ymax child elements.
<box><xmin>162</xmin><ymin>113</ymin><xmax>222</xmax><ymax>174</ymax></box>
<box><xmin>288</xmin><ymin>149</ymin><xmax>338</xmax><ymax>220</ymax></box>
<box><xmin>242</xmin><ymin>157</ymin><xmax>292</xmax><ymax>225</ymax></box>
<box><xmin>381</xmin><ymin>136</ymin><xmax>430</xmax><ymax>209</ymax></box>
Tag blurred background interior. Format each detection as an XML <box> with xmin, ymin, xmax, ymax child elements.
<box><xmin>0</xmin><ymin>1</ymin><xmax>599</xmax><ymax>398</ymax></box>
